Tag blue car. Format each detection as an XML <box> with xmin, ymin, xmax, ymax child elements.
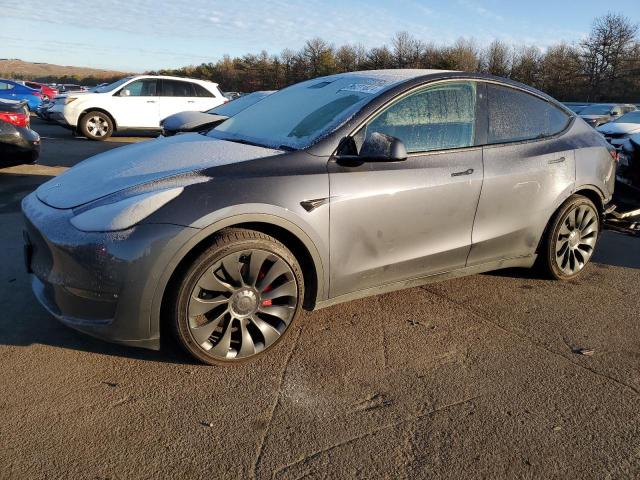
<box><xmin>0</xmin><ymin>79</ymin><xmax>43</xmax><ymax>111</ymax></box>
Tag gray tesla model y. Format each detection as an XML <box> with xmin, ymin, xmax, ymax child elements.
<box><xmin>22</xmin><ymin>70</ymin><xmax>617</xmax><ymax>364</ymax></box>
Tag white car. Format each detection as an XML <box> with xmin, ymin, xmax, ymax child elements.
<box><xmin>596</xmin><ymin>110</ymin><xmax>640</xmax><ymax>148</ymax></box>
<box><xmin>48</xmin><ymin>75</ymin><xmax>226</xmax><ymax>140</ymax></box>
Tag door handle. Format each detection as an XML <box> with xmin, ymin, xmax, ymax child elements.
<box><xmin>451</xmin><ymin>168</ymin><xmax>474</xmax><ymax>177</ymax></box>
<box><xmin>187</xmin><ymin>100</ymin><xmax>195</xmax><ymax>103</ymax></box>
<box><xmin>548</xmin><ymin>157</ymin><xmax>566</xmax><ymax>164</ymax></box>
<box><xmin>146</xmin><ymin>100</ymin><xmax>156</xmax><ymax>103</ymax></box>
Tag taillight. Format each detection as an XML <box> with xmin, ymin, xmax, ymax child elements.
<box><xmin>0</xmin><ymin>112</ymin><xmax>29</xmax><ymax>128</ymax></box>
<box><xmin>609</xmin><ymin>148</ymin><xmax>620</xmax><ymax>163</ymax></box>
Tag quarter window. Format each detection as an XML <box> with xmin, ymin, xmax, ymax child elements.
<box><xmin>365</xmin><ymin>81</ymin><xmax>477</xmax><ymax>153</ymax></box>
<box><xmin>193</xmin><ymin>83</ymin><xmax>214</xmax><ymax>97</ymax></box>
<box><xmin>0</xmin><ymin>82</ymin><xmax>14</xmax><ymax>90</ymax></box>
<box><xmin>487</xmin><ymin>84</ymin><xmax>570</xmax><ymax>144</ymax></box>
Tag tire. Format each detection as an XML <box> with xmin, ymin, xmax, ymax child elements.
<box><xmin>539</xmin><ymin>195</ymin><xmax>600</xmax><ymax>280</ymax></box>
<box><xmin>170</xmin><ymin>228</ymin><xmax>305</xmax><ymax>365</ymax></box>
<box><xmin>79</xmin><ymin>111</ymin><xmax>113</xmax><ymax>140</ymax></box>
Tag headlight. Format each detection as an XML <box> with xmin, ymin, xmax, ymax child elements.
<box><xmin>64</xmin><ymin>97</ymin><xmax>78</xmax><ymax>105</ymax></box>
<box><xmin>70</xmin><ymin>188</ymin><xmax>183</xmax><ymax>232</ymax></box>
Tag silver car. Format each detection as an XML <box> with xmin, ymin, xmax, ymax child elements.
<box><xmin>22</xmin><ymin>70</ymin><xmax>616</xmax><ymax>365</ymax></box>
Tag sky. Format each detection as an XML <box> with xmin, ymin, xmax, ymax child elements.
<box><xmin>1</xmin><ymin>0</ymin><xmax>639</xmax><ymax>72</ymax></box>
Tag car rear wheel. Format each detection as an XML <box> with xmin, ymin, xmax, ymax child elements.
<box><xmin>80</xmin><ymin>111</ymin><xmax>113</xmax><ymax>140</ymax></box>
<box><xmin>171</xmin><ymin>229</ymin><xmax>304</xmax><ymax>365</ymax></box>
<box><xmin>540</xmin><ymin>195</ymin><xmax>600</xmax><ymax>280</ymax></box>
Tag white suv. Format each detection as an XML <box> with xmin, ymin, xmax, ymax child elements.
<box><xmin>49</xmin><ymin>75</ymin><xmax>226</xmax><ymax>140</ymax></box>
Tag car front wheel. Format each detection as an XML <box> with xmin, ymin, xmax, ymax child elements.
<box><xmin>541</xmin><ymin>195</ymin><xmax>600</xmax><ymax>280</ymax></box>
<box><xmin>171</xmin><ymin>229</ymin><xmax>304</xmax><ymax>365</ymax></box>
<box><xmin>80</xmin><ymin>111</ymin><xmax>113</xmax><ymax>140</ymax></box>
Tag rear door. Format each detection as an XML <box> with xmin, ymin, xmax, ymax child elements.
<box><xmin>468</xmin><ymin>83</ymin><xmax>574</xmax><ymax>266</ymax></box>
<box><xmin>329</xmin><ymin>80</ymin><xmax>484</xmax><ymax>297</ymax></box>
<box><xmin>158</xmin><ymin>80</ymin><xmax>201</xmax><ymax>119</ymax></box>
<box><xmin>110</xmin><ymin>78</ymin><xmax>159</xmax><ymax>128</ymax></box>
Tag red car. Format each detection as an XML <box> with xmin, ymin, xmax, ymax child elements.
<box><xmin>22</xmin><ymin>81</ymin><xmax>58</xmax><ymax>100</ymax></box>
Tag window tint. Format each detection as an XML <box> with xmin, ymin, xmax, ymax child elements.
<box><xmin>123</xmin><ymin>79</ymin><xmax>157</xmax><ymax>96</ymax></box>
<box><xmin>161</xmin><ymin>80</ymin><xmax>195</xmax><ymax>97</ymax></box>
<box><xmin>487</xmin><ymin>84</ymin><xmax>570</xmax><ymax>144</ymax></box>
<box><xmin>193</xmin><ymin>83</ymin><xmax>214</xmax><ymax>97</ymax></box>
<box><xmin>365</xmin><ymin>81</ymin><xmax>477</xmax><ymax>153</ymax></box>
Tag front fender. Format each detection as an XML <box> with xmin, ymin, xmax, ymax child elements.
<box><xmin>146</xmin><ymin>205</ymin><xmax>329</xmax><ymax>343</ymax></box>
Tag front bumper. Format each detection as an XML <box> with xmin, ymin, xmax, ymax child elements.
<box><xmin>22</xmin><ymin>192</ymin><xmax>190</xmax><ymax>350</ymax></box>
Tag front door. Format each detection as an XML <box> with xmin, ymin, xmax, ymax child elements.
<box><xmin>328</xmin><ymin>80</ymin><xmax>484</xmax><ymax>298</ymax></box>
<box><xmin>111</xmin><ymin>78</ymin><xmax>159</xmax><ymax>128</ymax></box>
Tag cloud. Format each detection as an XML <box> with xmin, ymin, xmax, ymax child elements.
<box><xmin>457</xmin><ymin>0</ymin><xmax>503</xmax><ymax>21</ymax></box>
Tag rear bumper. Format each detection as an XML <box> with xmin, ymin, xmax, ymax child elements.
<box><xmin>22</xmin><ymin>192</ymin><xmax>190</xmax><ymax>350</ymax></box>
<box><xmin>0</xmin><ymin>126</ymin><xmax>40</xmax><ymax>158</ymax></box>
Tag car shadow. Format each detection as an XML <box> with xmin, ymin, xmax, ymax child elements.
<box><xmin>488</xmin><ymin>230</ymin><xmax>640</xmax><ymax>281</ymax></box>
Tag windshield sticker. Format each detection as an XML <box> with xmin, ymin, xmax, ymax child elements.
<box><xmin>339</xmin><ymin>83</ymin><xmax>386</xmax><ymax>95</ymax></box>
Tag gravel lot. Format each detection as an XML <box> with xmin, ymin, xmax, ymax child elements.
<box><xmin>1</xmin><ymin>118</ymin><xmax>639</xmax><ymax>479</ymax></box>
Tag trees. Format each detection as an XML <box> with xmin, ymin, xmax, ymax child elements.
<box><xmin>41</xmin><ymin>13</ymin><xmax>634</xmax><ymax>102</ymax></box>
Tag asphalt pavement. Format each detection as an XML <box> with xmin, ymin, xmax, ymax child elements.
<box><xmin>0</xmin><ymin>118</ymin><xmax>639</xmax><ymax>479</ymax></box>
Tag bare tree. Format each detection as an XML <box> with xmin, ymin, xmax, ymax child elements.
<box><xmin>511</xmin><ymin>46</ymin><xmax>542</xmax><ymax>87</ymax></box>
<box><xmin>483</xmin><ymin>40</ymin><xmax>511</xmax><ymax>77</ymax></box>
<box><xmin>581</xmin><ymin>13</ymin><xmax>638</xmax><ymax>100</ymax></box>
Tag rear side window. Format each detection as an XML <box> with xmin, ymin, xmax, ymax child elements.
<box><xmin>487</xmin><ymin>84</ymin><xmax>570</xmax><ymax>144</ymax></box>
<box><xmin>366</xmin><ymin>81</ymin><xmax>477</xmax><ymax>153</ymax></box>
<box><xmin>193</xmin><ymin>83</ymin><xmax>214</xmax><ymax>97</ymax></box>
<box><xmin>161</xmin><ymin>80</ymin><xmax>195</xmax><ymax>97</ymax></box>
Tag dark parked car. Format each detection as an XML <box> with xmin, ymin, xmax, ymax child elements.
<box><xmin>0</xmin><ymin>100</ymin><xmax>40</xmax><ymax>162</ymax></box>
<box><xmin>22</xmin><ymin>70</ymin><xmax>616</xmax><ymax>365</ymax></box>
<box><xmin>161</xmin><ymin>90</ymin><xmax>275</xmax><ymax>136</ymax></box>
<box><xmin>579</xmin><ymin>103</ymin><xmax>636</xmax><ymax>128</ymax></box>
<box><xmin>616</xmin><ymin>133</ymin><xmax>640</xmax><ymax>207</ymax></box>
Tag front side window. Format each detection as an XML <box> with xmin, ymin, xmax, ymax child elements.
<box><xmin>487</xmin><ymin>84</ymin><xmax>570</xmax><ymax>144</ymax></box>
<box><xmin>364</xmin><ymin>81</ymin><xmax>477</xmax><ymax>153</ymax></box>
<box><xmin>161</xmin><ymin>80</ymin><xmax>195</xmax><ymax>97</ymax></box>
<box><xmin>123</xmin><ymin>79</ymin><xmax>157</xmax><ymax>96</ymax></box>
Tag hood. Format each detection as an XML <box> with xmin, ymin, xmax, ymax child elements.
<box><xmin>36</xmin><ymin>133</ymin><xmax>283</xmax><ymax>209</ymax></box>
<box><xmin>162</xmin><ymin>110</ymin><xmax>227</xmax><ymax>132</ymax></box>
<box><xmin>596</xmin><ymin>122</ymin><xmax>640</xmax><ymax>135</ymax></box>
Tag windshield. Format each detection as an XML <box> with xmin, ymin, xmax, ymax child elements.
<box><xmin>207</xmin><ymin>91</ymin><xmax>274</xmax><ymax>117</ymax></box>
<box><xmin>614</xmin><ymin>110</ymin><xmax>640</xmax><ymax>123</ymax></box>
<box><xmin>94</xmin><ymin>76</ymin><xmax>134</xmax><ymax>93</ymax></box>
<box><xmin>580</xmin><ymin>104</ymin><xmax>614</xmax><ymax>115</ymax></box>
<box><xmin>210</xmin><ymin>76</ymin><xmax>393</xmax><ymax>149</ymax></box>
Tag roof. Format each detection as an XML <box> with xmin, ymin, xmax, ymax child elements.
<box><xmin>133</xmin><ymin>74</ymin><xmax>218</xmax><ymax>86</ymax></box>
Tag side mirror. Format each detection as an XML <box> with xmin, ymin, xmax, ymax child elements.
<box><xmin>121</xmin><ymin>89</ymin><xmax>131</xmax><ymax>97</ymax></box>
<box><xmin>359</xmin><ymin>132</ymin><xmax>408</xmax><ymax>162</ymax></box>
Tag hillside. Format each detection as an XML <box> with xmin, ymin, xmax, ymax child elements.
<box><xmin>0</xmin><ymin>59</ymin><xmax>133</xmax><ymax>81</ymax></box>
